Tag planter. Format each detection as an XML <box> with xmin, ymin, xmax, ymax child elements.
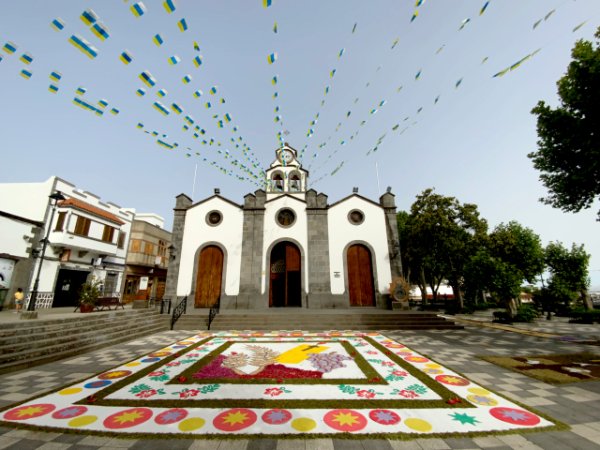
<box><xmin>80</xmin><ymin>304</ymin><xmax>95</xmax><ymax>313</ymax></box>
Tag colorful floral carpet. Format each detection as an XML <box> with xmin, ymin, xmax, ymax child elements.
<box><xmin>0</xmin><ymin>332</ymin><xmax>559</xmax><ymax>438</ymax></box>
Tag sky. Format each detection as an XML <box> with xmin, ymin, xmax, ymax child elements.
<box><xmin>1</xmin><ymin>0</ymin><xmax>599</xmax><ymax>289</ymax></box>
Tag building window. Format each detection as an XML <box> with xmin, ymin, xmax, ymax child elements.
<box><xmin>290</xmin><ymin>174</ymin><xmax>301</xmax><ymax>192</ymax></box>
<box><xmin>276</xmin><ymin>208</ymin><xmax>296</xmax><ymax>227</ymax></box>
<box><xmin>117</xmin><ymin>231</ymin><xmax>126</xmax><ymax>249</ymax></box>
<box><xmin>272</xmin><ymin>174</ymin><xmax>284</xmax><ymax>192</ymax></box>
<box><xmin>74</xmin><ymin>215</ymin><xmax>91</xmax><ymax>236</ymax></box>
<box><xmin>206</xmin><ymin>210</ymin><xmax>223</xmax><ymax>226</ymax></box>
<box><xmin>158</xmin><ymin>239</ymin><xmax>167</xmax><ymax>257</ymax></box>
<box><xmin>54</xmin><ymin>211</ymin><xmax>66</xmax><ymax>231</ymax></box>
<box><xmin>102</xmin><ymin>225</ymin><xmax>115</xmax><ymax>243</ymax></box>
<box><xmin>130</xmin><ymin>239</ymin><xmax>141</xmax><ymax>253</ymax></box>
<box><xmin>348</xmin><ymin>209</ymin><xmax>365</xmax><ymax>225</ymax></box>
<box><xmin>144</xmin><ymin>242</ymin><xmax>155</xmax><ymax>255</ymax></box>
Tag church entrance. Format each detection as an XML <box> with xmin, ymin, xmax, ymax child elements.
<box><xmin>195</xmin><ymin>245</ymin><xmax>223</xmax><ymax>308</ymax></box>
<box><xmin>347</xmin><ymin>244</ymin><xmax>376</xmax><ymax>307</ymax></box>
<box><xmin>269</xmin><ymin>241</ymin><xmax>301</xmax><ymax>307</ymax></box>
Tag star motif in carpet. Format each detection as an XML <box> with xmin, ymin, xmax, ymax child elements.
<box><xmin>450</xmin><ymin>412</ymin><xmax>480</xmax><ymax>425</ymax></box>
<box><xmin>114</xmin><ymin>410</ymin><xmax>144</xmax><ymax>424</ymax></box>
<box><xmin>332</xmin><ymin>412</ymin><xmax>360</xmax><ymax>427</ymax></box>
<box><xmin>14</xmin><ymin>406</ymin><xmax>45</xmax><ymax>418</ymax></box>
<box><xmin>501</xmin><ymin>409</ymin><xmax>529</xmax><ymax>421</ymax></box>
<box><xmin>222</xmin><ymin>410</ymin><xmax>249</xmax><ymax>426</ymax></box>
<box><xmin>372</xmin><ymin>410</ymin><xmax>397</xmax><ymax>423</ymax></box>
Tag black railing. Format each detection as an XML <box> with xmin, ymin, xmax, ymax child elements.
<box><xmin>208</xmin><ymin>298</ymin><xmax>221</xmax><ymax>330</ymax></box>
<box><xmin>160</xmin><ymin>298</ymin><xmax>172</xmax><ymax>314</ymax></box>
<box><xmin>170</xmin><ymin>296</ymin><xmax>187</xmax><ymax>330</ymax></box>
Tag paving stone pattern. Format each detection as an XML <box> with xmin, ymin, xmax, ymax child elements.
<box><xmin>0</xmin><ymin>321</ymin><xmax>599</xmax><ymax>449</ymax></box>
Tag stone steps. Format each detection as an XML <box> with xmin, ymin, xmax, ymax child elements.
<box><xmin>0</xmin><ymin>310</ymin><xmax>170</xmax><ymax>375</ymax></box>
<box><xmin>172</xmin><ymin>311</ymin><xmax>463</xmax><ymax>331</ymax></box>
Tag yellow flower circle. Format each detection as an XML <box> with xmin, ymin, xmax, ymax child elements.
<box><xmin>468</xmin><ymin>387</ymin><xmax>491</xmax><ymax>395</ymax></box>
<box><xmin>68</xmin><ymin>415</ymin><xmax>97</xmax><ymax>428</ymax></box>
<box><xmin>405</xmin><ymin>418</ymin><xmax>432</xmax><ymax>432</ymax></box>
<box><xmin>291</xmin><ymin>417</ymin><xmax>317</xmax><ymax>432</ymax></box>
<box><xmin>178</xmin><ymin>417</ymin><xmax>205</xmax><ymax>431</ymax></box>
<box><xmin>59</xmin><ymin>387</ymin><xmax>83</xmax><ymax>395</ymax></box>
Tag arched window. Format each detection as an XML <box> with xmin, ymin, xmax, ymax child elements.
<box><xmin>271</xmin><ymin>173</ymin><xmax>284</xmax><ymax>192</ymax></box>
<box><xmin>289</xmin><ymin>172</ymin><xmax>301</xmax><ymax>192</ymax></box>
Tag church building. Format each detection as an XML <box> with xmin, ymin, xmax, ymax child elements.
<box><xmin>164</xmin><ymin>144</ymin><xmax>402</xmax><ymax>309</ymax></box>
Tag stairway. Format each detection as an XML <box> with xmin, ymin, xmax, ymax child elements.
<box><xmin>173</xmin><ymin>310</ymin><xmax>464</xmax><ymax>332</ymax></box>
<box><xmin>0</xmin><ymin>309</ymin><xmax>169</xmax><ymax>374</ymax></box>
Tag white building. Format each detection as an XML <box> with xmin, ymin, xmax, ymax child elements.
<box><xmin>165</xmin><ymin>144</ymin><xmax>402</xmax><ymax>309</ymax></box>
<box><xmin>0</xmin><ymin>176</ymin><xmax>134</xmax><ymax>309</ymax></box>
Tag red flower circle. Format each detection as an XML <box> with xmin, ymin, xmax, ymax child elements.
<box><xmin>213</xmin><ymin>408</ymin><xmax>257</xmax><ymax>432</ymax></box>
<box><xmin>369</xmin><ymin>409</ymin><xmax>401</xmax><ymax>425</ymax></box>
<box><xmin>103</xmin><ymin>408</ymin><xmax>153</xmax><ymax>429</ymax></box>
<box><xmin>323</xmin><ymin>409</ymin><xmax>367</xmax><ymax>432</ymax></box>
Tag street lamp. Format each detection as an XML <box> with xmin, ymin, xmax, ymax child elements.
<box><xmin>27</xmin><ymin>190</ymin><xmax>66</xmax><ymax>312</ymax></box>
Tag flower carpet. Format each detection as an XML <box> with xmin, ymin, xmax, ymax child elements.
<box><xmin>0</xmin><ymin>331</ymin><xmax>559</xmax><ymax>438</ymax></box>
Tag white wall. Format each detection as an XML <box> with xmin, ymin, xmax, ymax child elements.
<box><xmin>262</xmin><ymin>196</ymin><xmax>309</xmax><ymax>294</ymax></box>
<box><xmin>0</xmin><ymin>216</ymin><xmax>34</xmax><ymax>258</ymax></box>
<box><xmin>328</xmin><ymin>196</ymin><xmax>392</xmax><ymax>295</ymax></box>
<box><xmin>177</xmin><ymin>197</ymin><xmax>243</xmax><ymax>297</ymax></box>
<box><xmin>135</xmin><ymin>213</ymin><xmax>165</xmax><ymax>229</ymax></box>
<box><xmin>0</xmin><ymin>177</ymin><xmax>54</xmax><ymax>222</ymax></box>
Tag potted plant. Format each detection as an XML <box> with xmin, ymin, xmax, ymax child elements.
<box><xmin>78</xmin><ymin>277</ymin><xmax>102</xmax><ymax>313</ymax></box>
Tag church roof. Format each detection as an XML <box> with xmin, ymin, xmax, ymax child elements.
<box><xmin>190</xmin><ymin>194</ymin><xmax>242</xmax><ymax>210</ymax></box>
<box><xmin>328</xmin><ymin>193</ymin><xmax>383</xmax><ymax>209</ymax></box>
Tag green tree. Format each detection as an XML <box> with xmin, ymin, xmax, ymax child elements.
<box><xmin>529</xmin><ymin>27</ymin><xmax>600</xmax><ymax>220</ymax></box>
<box><xmin>488</xmin><ymin>222</ymin><xmax>545</xmax><ymax>316</ymax></box>
<box><xmin>406</xmin><ymin>189</ymin><xmax>487</xmax><ymax>311</ymax></box>
<box><xmin>545</xmin><ymin>241</ymin><xmax>592</xmax><ymax>310</ymax></box>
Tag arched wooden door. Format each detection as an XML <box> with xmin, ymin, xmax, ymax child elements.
<box><xmin>347</xmin><ymin>244</ymin><xmax>376</xmax><ymax>307</ymax></box>
<box><xmin>195</xmin><ymin>245</ymin><xmax>223</xmax><ymax>308</ymax></box>
<box><xmin>269</xmin><ymin>241</ymin><xmax>301</xmax><ymax>307</ymax></box>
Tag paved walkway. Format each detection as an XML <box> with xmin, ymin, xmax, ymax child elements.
<box><xmin>0</xmin><ymin>314</ymin><xmax>599</xmax><ymax>449</ymax></box>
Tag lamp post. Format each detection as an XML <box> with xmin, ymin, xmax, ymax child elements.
<box><xmin>27</xmin><ymin>190</ymin><xmax>66</xmax><ymax>313</ymax></box>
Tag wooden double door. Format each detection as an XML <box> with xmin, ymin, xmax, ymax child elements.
<box><xmin>347</xmin><ymin>244</ymin><xmax>376</xmax><ymax>307</ymax></box>
<box><xmin>269</xmin><ymin>242</ymin><xmax>301</xmax><ymax>307</ymax></box>
<box><xmin>195</xmin><ymin>245</ymin><xmax>223</xmax><ymax>308</ymax></box>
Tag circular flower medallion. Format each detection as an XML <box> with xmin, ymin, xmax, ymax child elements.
<box><xmin>3</xmin><ymin>403</ymin><xmax>56</xmax><ymax>421</ymax></box>
<box><xmin>369</xmin><ymin>409</ymin><xmax>401</xmax><ymax>425</ymax></box>
<box><xmin>140</xmin><ymin>357</ymin><xmax>161</xmax><ymax>363</ymax></box>
<box><xmin>52</xmin><ymin>406</ymin><xmax>88</xmax><ymax>420</ymax></box>
<box><xmin>489</xmin><ymin>407</ymin><xmax>541</xmax><ymax>426</ymax></box>
<box><xmin>213</xmin><ymin>408</ymin><xmax>257</xmax><ymax>432</ymax></box>
<box><xmin>467</xmin><ymin>394</ymin><xmax>498</xmax><ymax>406</ymax></box>
<box><xmin>323</xmin><ymin>409</ymin><xmax>367</xmax><ymax>432</ymax></box>
<box><xmin>103</xmin><ymin>407</ymin><xmax>153</xmax><ymax>429</ymax></box>
<box><xmin>84</xmin><ymin>380</ymin><xmax>112</xmax><ymax>389</ymax></box>
<box><xmin>404</xmin><ymin>356</ymin><xmax>429</xmax><ymax>363</ymax></box>
<box><xmin>435</xmin><ymin>374</ymin><xmax>470</xmax><ymax>386</ymax></box>
<box><xmin>155</xmin><ymin>408</ymin><xmax>188</xmax><ymax>425</ymax></box>
<box><xmin>68</xmin><ymin>415</ymin><xmax>97</xmax><ymax>428</ymax></box>
<box><xmin>148</xmin><ymin>351</ymin><xmax>172</xmax><ymax>357</ymax></box>
<box><xmin>262</xmin><ymin>409</ymin><xmax>292</xmax><ymax>425</ymax></box>
<box><xmin>98</xmin><ymin>370</ymin><xmax>132</xmax><ymax>380</ymax></box>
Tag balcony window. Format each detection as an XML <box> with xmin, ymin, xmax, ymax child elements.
<box><xmin>130</xmin><ymin>239</ymin><xmax>141</xmax><ymax>253</ymax></box>
<box><xmin>144</xmin><ymin>242</ymin><xmax>155</xmax><ymax>255</ymax></box>
<box><xmin>117</xmin><ymin>231</ymin><xmax>126</xmax><ymax>249</ymax></box>
<box><xmin>54</xmin><ymin>211</ymin><xmax>66</xmax><ymax>231</ymax></box>
<box><xmin>102</xmin><ymin>225</ymin><xmax>115</xmax><ymax>243</ymax></box>
<box><xmin>74</xmin><ymin>215</ymin><xmax>91</xmax><ymax>236</ymax></box>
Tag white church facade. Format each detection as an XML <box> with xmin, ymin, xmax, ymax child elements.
<box><xmin>165</xmin><ymin>144</ymin><xmax>402</xmax><ymax>309</ymax></box>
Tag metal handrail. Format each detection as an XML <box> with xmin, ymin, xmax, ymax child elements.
<box><xmin>170</xmin><ymin>296</ymin><xmax>187</xmax><ymax>330</ymax></box>
<box><xmin>208</xmin><ymin>297</ymin><xmax>221</xmax><ymax>330</ymax></box>
<box><xmin>160</xmin><ymin>298</ymin><xmax>172</xmax><ymax>314</ymax></box>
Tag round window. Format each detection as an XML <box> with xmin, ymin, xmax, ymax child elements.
<box><xmin>206</xmin><ymin>210</ymin><xmax>223</xmax><ymax>226</ymax></box>
<box><xmin>276</xmin><ymin>208</ymin><xmax>296</xmax><ymax>227</ymax></box>
<box><xmin>348</xmin><ymin>209</ymin><xmax>365</xmax><ymax>225</ymax></box>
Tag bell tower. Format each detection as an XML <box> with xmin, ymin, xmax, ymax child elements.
<box><xmin>265</xmin><ymin>143</ymin><xmax>308</xmax><ymax>200</ymax></box>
